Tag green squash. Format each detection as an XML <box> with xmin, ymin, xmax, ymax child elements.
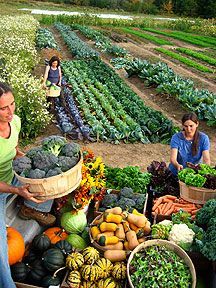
<box><xmin>29</xmin><ymin>260</ymin><xmax>48</xmax><ymax>282</ymax></box>
<box><xmin>23</xmin><ymin>250</ymin><xmax>39</xmax><ymax>264</ymax></box>
<box><xmin>54</xmin><ymin>239</ymin><xmax>72</xmax><ymax>255</ymax></box>
<box><xmin>66</xmin><ymin>234</ymin><xmax>87</xmax><ymax>250</ymax></box>
<box><xmin>42</xmin><ymin>248</ymin><xmax>65</xmax><ymax>271</ymax></box>
<box><xmin>32</xmin><ymin>234</ymin><xmax>51</xmax><ymax>252</ymax></box>
<box><xmin>10</xmin><ymin>262</ymin><xmax>30</xmax><ymax>282</ymax></box>
<box><xmin>41</xmin><ymin>274</ymin><xmax>61</xmax><ymax>287</ymax></box>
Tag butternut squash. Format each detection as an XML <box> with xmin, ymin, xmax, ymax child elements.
<box><xmin>97</xmin><ymin>232</ymin><xmax>115</xmax><ymax>241</ymax></box>
<box><xmin>90</xmin><ymin>226</ymin><xmax>101</xmax><ymax>240</ymax></box>
<box><xmin>122</xmin><ymin>221</ymin><xmax>130</xmax><ymax>233</ymax></box>
<box><xmin>98</xmin><ymin>235</ymin><xmax>119</xmax><ymax>246</ymax></box>
<box><xmin>93</xmin><ymin>215</ymin><xmax>104</xmax><ymax>225</ymax></box>
<box><xmin>104</xmin><ymin>242</ymin><xmax>124</xmax><ymax>250</ymax></box>
<box><xmin>104</xmin><ymin>213</ymin><xmax>122</xmax><ymax>224</ymax></box>
<box><xmin>143</xmin><ymin>221</ymin><xmax>151</xmax><ymax>235</ymax></box>
<box><xmin>126</xmin><ymin>230</ymin><xmax>139</xmax><ymax>250</ymax></box>
<box><xmin>105</xmin><ymin>207</ymin><xmax>122</xmax><ymax>215</ymax></box>
<box><xmin>99</xmin><ymin>222</ymin><xmax>118</xmax><ymax>232</ymax></box>
<box><xmin>115</xmin><ymin>224</ymin><xmax>125</xmax><ymax>240</ymax></box>
<box><xmin>127</xmin><ymin>214</ymin><xmax>147</xmax><ymax>228</ymax></box>
<box><xmin>104</xmin><ymin>250</ymin><xmax>127</xmax><ymax>262</ymax></box>
<box><xmin>138</xmin><ymin>237</ymin><xmax>146</xmax><ymax>244</ymax></box>
<box><xmin>124</xmin><ymin>241</ymin><xmax>130</xmax><ymax>250</ymax></box>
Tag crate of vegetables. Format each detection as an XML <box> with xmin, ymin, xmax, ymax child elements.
<box><xmin>13</xmin><ymin>135</ymin><xmax>82</xmax><ymax>200</ymax></box>
<box><xmin>94</xmin><ymin>187</ymin><xmax>147</xmax><ymax>219</ymax></box>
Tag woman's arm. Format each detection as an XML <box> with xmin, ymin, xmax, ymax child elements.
<box><xmin>42</xmin><ymin>65</ymin><xmax>50</xmax><ymax>87</ymax></box>
<box><xmin>202</xmin><ymin>150</ymin><xmax>211</xmax><ymax>165</ymax></box>
<box><xmin>15</xmin><ymin>146</ymin><xmax>25</xmax><ymax>158</ymax></box>
<box><xmin>58</xmin><ymin>66</ymin><xmax>62</xmax><ymax>86</ymax></box>
<box><xmin>170</xmin><ymin>148</ymin><xmax>183</xmax><ymax>171</ymax></box>
<box><xmin>0</xmin><ymin>182</ymin><xmax>44</xmax><ymax>203</ymax></box>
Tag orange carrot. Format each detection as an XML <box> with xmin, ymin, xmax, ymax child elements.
<box><xmin>191</xmin><ymin>209</ymin><xmax>200</xmax><ymax>215</ymax></box>
<box><xmin>163</xmin><ymin>201</ymin><xmax>173</xmax><ymax>214</ymax></box>
<box><xmin>160</xmin><ymin>203</ymin><xmax>168</xmax><ymax>215</ymax></box>
<box><xmin>165</xmin><ymin>205</ymin><xmax>175</xmax><ymax>216</ymax></box>
<box><xmin>163</xmin><ymin>195</ymin><xmax>177</xmax><ymax>201</ymax></box>
<box><xmin>191</xmin><ymin>215</ymin><xmax>196</xmax><ymax>220</ymax></box>
<box><xmin>152</xmin><ymin>197</ymin><xmax>163</xmax><ymax>211</ymax></box>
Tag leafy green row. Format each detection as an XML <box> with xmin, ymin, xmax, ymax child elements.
<box><xmin>62</xmin><ymin>60</ymin><xmax>177</xmax><ymax>143</ymax></box>
<box><xmin>36</xmin><ymin>28</ymin><xmax>59</xmax><ymax>50</ymax></box>
<box><xmin>55</xmin><ymin>22</ymin><xmax>99</xmax><ymax>59</ymax></box>
<box><xmin>176</xmin><ymin>48</ymin><xmax>216</xmax><ymax>67</ymax></box>
<box><xmin>169</xmin><ymin>30</ymin><xmax>216</xmax><ymax>46</ymax></box>
<box><xmin>143</xmin><ymin>28</ymin><xmax>213</xmax><ymax>48</ymax></box>
<box><xmin>71</xmin><ymin>24</ymin><xmax>129</xmax><ymax>57</ymax></box>
<box><xmin>155</xmin><ymin>47</ymin><xmax>214</xmax><ymax>73</ymax></box>
<box><xmin>121</xmin><ymin>27</ymin><xmax>173</xmax><ymax>46</ymax></box>
<box><xmin>111</xmin><ymin>57</ymin><xmax>216</xmax><ymax>127</ymax></box>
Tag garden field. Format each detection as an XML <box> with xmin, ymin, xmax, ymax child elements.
<box><xmin>0</xmin><ymin>2</ymin><xmax>216</xmax><ymax>171</ymax></box>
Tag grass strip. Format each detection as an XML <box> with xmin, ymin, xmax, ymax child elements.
<box><xmin>121</xmin><ymin>27</ymin><xmax>173</xmax><ymax>45</ymax></box>
<box><xmin>155</xmin><ymin>47</ymin><xmax>214</xmax><ymax>73</ymax></box>
<box><xmin>176</xmin><ymin>47</ymin><xmax>216</xmax><ymax>67</ymax></box>
<box><xmin>143</xmin><ymin>28</ymin><xmax>212</xmax><ymax>48</ymax></box>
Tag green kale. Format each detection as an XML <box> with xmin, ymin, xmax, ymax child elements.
<box><xmin>201</xmin><ymin>228</ymin><xmax>216</xmax><ymax>261</ymax></box>
<box><xmin>196</xmin><ymin>199</ymin><xmax>216</xmax><ymax>226</ymax></box>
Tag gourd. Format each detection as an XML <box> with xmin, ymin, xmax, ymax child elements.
<box><xmin>67</xmin><ymin>270</ymin><xmax>81</xmax><ymax>288</ymax></box>
<box><xmin>127</xmin><ymin>214</ymin><xmax>147</xmax><ymax>228</ymax></box>
<box><xmin>23</xmin><ymin>250</ymin><xmax>38</xmax><ymax>264</ymax></box>
<box><xmin>111</xmin><ymin>262</ymin><xmax>126</xmax><ymax>280</ymax></box>
<box><xmin>126</xmin><ymin>230</ymin><xmax>139</xmax><ymax>250</ymax></box>
<box><xmin>95</xmin><ymin>257</ymin><xmax>113</xmax><ymax>278</ymax></box>
<box><xmin>82</xmin><ymin>247</ymin><xmax>100</xmax><ymax>264</ymax></box>
<box><xmin>105</xmin><ymin>207</ymin><xmax>122</xmax><ymax>215</ymax></box>
<box><xmin>66</xmin><ymin>252</ymin><xmax>84</xmax><ymax>270</ymax></box>
<box><xmin>104</xmin><ymin>250</ymin><xmax>127</xmax><ymax>262</ymax></box>
<box><xmin>115</xmin><ymin>224</ymin><xmax>125</xmax><ymax>240</ymax></box>
<box><xmin>66</xmin><ymin>233</ymin><xmax>87</xmax><ymax>250</ymax></box>
<box><xmin>104</xmin><ymin>213</ymin><xmax>122</xmax><ymax>224</ymax></box>
<box><xmin>90</xmin><ymin>226</ymin><xmax>101</xmax><ymax>240</ymax></box>
<box><xmin>104</xmin><ymin>242</ymin><xmax>124</xmax><ymax>250</ymax></box>
<box><xmin>54</xmin><ymin>239</ymin><xmax>72</xmax><ymax>255</ymax></box>
<box><xmin>41</xmin><ymin>274</ymin><xmax>61</xmax><ymax>287</ymax></box>
<box><xmin>99</xmin><ymin>222</ymin><xmax>118</xmax><ymax>232</ymax></box>
<box><xmin>97</xmin><ymin>277</ymin><xmax>117</xmax><ymax>288</ymax></box>
<box><xmin>44</xmin><ymin>227</ymin><xmax>68</xmax><ymax>244</ymax></box>
<box><xmin>80</xmin><ymin>264</ymin><xmax>99</xmax><ymax>282</ymax></box>
<box><xmin>32</xmin><ymin>234</ymin><xmax>51</xmax><ymax>252</ymax></box>
<box><xmin>80</xmin><ymin>281</ymin><xmax>97</xmax><ymax>288</ymax></box>
<box><xmin>10</xmin><ymin>262</ymin><xmax>30</xmax><ymax>282</ymax></box>
<box><xmin>29</xmin><ymin>260</ymin><xmax>48</xmax><ymax>282</ymax></box>
<box><xmin>98</xmin><ymin>235</ymin><xmax>119</xmax><ymax>246</ymax></box>
<box><xmin>7</xmin><ymin>227</ymin><xmax>25</xmax><ymax>265</ymax></box>
<box><xmin>42</xmin><ymin>248</ymin><xmax>65</xmax><ymax>271</ymax></box>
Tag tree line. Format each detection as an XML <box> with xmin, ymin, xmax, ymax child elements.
<box><xmin>38</xmin><ymin>0</ymin><xmax>216</xmax><ymax>18</ymax></box>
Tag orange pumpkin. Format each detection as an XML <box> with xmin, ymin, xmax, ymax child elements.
<box><xmin>7</xmin><ymin>227</ymin><xmax>25</xmax><ymax>265</ymax></box>
<box><xmin>44</xmin><ymin>227</ymin><xmax>68</xmax><ymax>244</ymax></box>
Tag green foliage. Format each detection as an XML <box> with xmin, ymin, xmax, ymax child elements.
<box><xmin>36</xmin><ymin>28</ymin><xmax>59</xmax><ymax>49</ymax></box>
<box><xmin>196</xmin><ymin>199</ymin><xmax>216</xmax><ymax>226</ymax></box>
<box><xmin>176</xmin><ymin>47</ymin><xmax>216</xmax><ymax>66</ymax></box>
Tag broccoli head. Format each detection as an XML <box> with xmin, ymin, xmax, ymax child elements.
<box><xmin>101</xmin><ymin>194</ymin><xmax>119</xmax><ymax>208</ymax></box>
<box><xmin>133</xmin><ymin>194</ymin><xmax>146</xmax><ymax>212</ymax></box>
<box><xmin>119</xmin><ymin>187</ymin><xmax>133</xmax><ymax>198</ymax></box>
<box><xmin>26</xmin><ymin>147</ymin><xmax>43</xmax><ymax>160</ymax></box>
<box><xmin>58</xmin><ymin>156</ymin><xmax>78</xmax><ymax>172</ymax></box>
<box><xmin>60</xmin><ymin>142</ymin><xmax>80</xmax><ymax>157</ymax></box>
<box><xmin>42</xmin><ymin>135</ymin><xmax>67</xmax><ymax>157</ymax></box>
<box><xmin>13</xmin><ymin>156</ymin><xmax>32</xmax><ymax>175</ymax></box>
<box><xmin>46</xmin><ymin>167</ymin><xmax>62</xmax><ymax>178</ymax></box>
<box><xmin>27</xmin><ymin>168</ymin><xmax>46</xmax><ymax>179</ymax></box>
<box><xmin>117</xmin><ymin>197</ymin><xmax>136</xmax><ymax>211</ymax></box>
<box><xmin>31</xmin><ymin>150</ymin><xmax>58</xmax><ymax>172</ymax></box>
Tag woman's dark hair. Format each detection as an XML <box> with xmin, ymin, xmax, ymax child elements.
<box><xmin>182</xmin><ymin>112</ymin><xmax>199</xmax><ymax>156</ymax></box>
<box><xmin>49</xmin><ymin>56</ymin><xmax>60</xmax><ymax>67</ymax></box>
<box><xmin>0</xmin><ymin>82</ymin><xmax>13</xmax><ymax>98</ymax></box>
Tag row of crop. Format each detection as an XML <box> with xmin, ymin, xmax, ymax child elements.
<box><xmin>70</xmin><ymin>24</ymin><xmax>129</xmax><ymax>57</ymax></box>
<box><xmin>0</xmin><ymin>15</ymin><xmax>50</xmax><ymax>138</ymax></box>
<box><xmin>176</xmin><ymin>48</ymin><xmax>216</xmax><ymax>67</ymax></box>
<box><xmin>36</xmin><ymin>28</ymin><xmax>59</xmax><ymax>50</ymax></box>
<box><xmin>55</xmin><ymin>22</ymin><xmax>99</xmax><ymax>59</ymax></box>
<box><xmin>61</xmin><ymin>60</ymin><xmax>177</xmax><ymax>144</ymax></box>
<box><xmin>111</xmin><ymin>57</ymin><xmax>216</xmax><ymax>127</ymax></box>
<box><xmin>121</xmin><ymin>27</ymin><xmax>173</xmax><ymax>46</ymax></box>
<box><xmin>155</xmin><ymin>47</ymin><xmax>214</xmax><ymax>73</ymax></box>
<box><xmin>143</xmin><ymin>28</ymin><xmax>215</xmax><ymax>48</ymax></box>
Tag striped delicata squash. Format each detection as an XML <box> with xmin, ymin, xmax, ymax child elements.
<box><xmin>82</xmin><ymin>246</ymin><xmax>100</xmax><ymax>264</ymax></box>
<box><xmin>95</xmin><ymin>257</ymin><xmax>113</xmax><ymax>278</ymax></box>
<box><xmin>67</xmin><ymin>270</ymin><xmax>81</xmax><ymax>288</ymax></box>
<box><xmin>66</xmin><ymin>252</ymin><xmax>84</xmax><ymax>270</ymax></box>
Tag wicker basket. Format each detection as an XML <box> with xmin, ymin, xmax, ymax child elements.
<box><xmin>179</xmin><ymin>180</ymin><xmax>216</xmax><ymax>204</ymax></box>
<box><xmin>89</xmin><ymin>214</ymin><xmax>108</xmax><ymax>252</ymax></box>
<box><xmin>46</xmin><ymin>86</ymin><xmax>61</xmax><ymax>97</ymax></box>
<box><xmin>127</xmin><ymin>239</ymin><xmax>196</xmax><ymax>288</ymax></box>
<box><xmin>14</xmin><ymin>154</ymin><xmax>83</xmax><ymax>200</ymax></box>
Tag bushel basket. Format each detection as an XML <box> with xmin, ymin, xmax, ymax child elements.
<box><xmin>179</xmin><ymin>180</ymin><xmax>216</xmax><ymax>204</ymax></box>
<box><xmin>14</xmin><ymin>153</ymin><xmax>83</xmax><ymax>200</ymax></box>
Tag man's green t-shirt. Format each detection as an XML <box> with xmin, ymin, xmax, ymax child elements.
<box><xmin>0</xmin><ymin>115</ymin><xmax>21</xmax><ymax>184</ymax></box>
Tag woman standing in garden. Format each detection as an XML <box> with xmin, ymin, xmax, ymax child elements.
<box><xmin>0</xmin><ymin>82</ymin><xmax>55</xmax><ymax>287</ymax></box>
<box><xmin>169</xmin><ymin>112</ymin><xmax>211</xmax><ymax>176</ymax></box>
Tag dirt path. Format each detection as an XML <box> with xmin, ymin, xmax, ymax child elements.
<box><xmin>33</xmin><ymin>26</ymin><xmax>216</xmax><ymax>170</ymax></box>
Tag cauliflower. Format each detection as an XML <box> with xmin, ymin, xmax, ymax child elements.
<box><xmin>168</xmin><ymin>223</ymin><xmax>195</xmax><ymax>251</ymax></box>
<box><xmin>159</xmin><ymin>220</ymin><xmax>173</xmax><ymax>226</ymax></box>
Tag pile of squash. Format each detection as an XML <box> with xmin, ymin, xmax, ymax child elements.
<box><xmin>66</xmin><ymin>246</ymin><xmax>127</xmax><ymax>288</ymax></box>
<box><xmin>90</xmin><ymin>207</ymin><xmax>151</xmax><ymax>262</ymax></box>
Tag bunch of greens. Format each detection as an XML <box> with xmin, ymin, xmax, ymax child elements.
<box><xmin>178</xmin><ymin>164</ymin><xmax>216</xmax><ymax>189</ymax></box>
<box><xmin>147</xmin><ymin>161</ymin><xmax>180</xmax><ymax>196</ymax></box>
<box><xmin>105</xmin><ymin>166</ymin><xmax>151</xmax><ymax>194</ymax></box>
<box><xmin>130</xmin><ymin>245</ymin><xmax>192</xmax><ymax>288</ymax></box>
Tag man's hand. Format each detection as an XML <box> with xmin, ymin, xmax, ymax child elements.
<box><xmin>16</xmin><ymin>185</ymin><xmax>45</xmax><ymax>203</ymax></box>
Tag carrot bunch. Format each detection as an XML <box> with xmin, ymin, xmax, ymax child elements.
<box><xmin>152</xmin><ymin>195</ymin><xmax>202</xmax><ymax>219</ymax></box>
